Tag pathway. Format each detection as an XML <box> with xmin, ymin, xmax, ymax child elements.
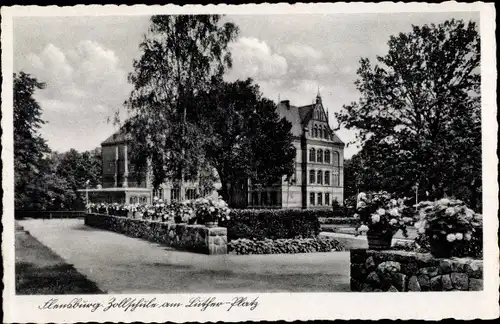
<box><xmin>19</xmin><ymin>219</ymin><xmax>350</xmax><ymax>293</ymax></box>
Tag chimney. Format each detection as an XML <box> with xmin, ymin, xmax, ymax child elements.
<box><xmin>280</xmin><ymin>100</ymin><xmax>290</xmax><ymax>109</ymax></box>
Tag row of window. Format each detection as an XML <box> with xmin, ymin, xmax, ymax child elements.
<box><xmin>309</xmin><ymin>169</ymin><xmax>340</xmax><ymax>186</ymax></box>
<box><xmin>250</xmin><ymin>191</ymin><xmax>280</xmax><ymax>207</ymax></box>
<box><xmin>312</xmin><ymin>124</ymin><xmax>332</xmax><ymax>139</ymax></box>
<box><xmin>309</xmin><ymin>149</ymin><xmax>340</xmax><ymax>164</ymax></box>
<box><xmin>309</xmin><ymin>192</ymin><xmax>331</xmax><ymax>206</ymax></box>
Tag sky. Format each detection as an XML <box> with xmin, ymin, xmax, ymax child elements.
<box><xmin>13</xmin><ymin>11</ymin><xmax>479</xmax><ymax>159</ymax></box>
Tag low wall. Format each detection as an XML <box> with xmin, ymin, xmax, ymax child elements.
<box><xmin>85</xmin><ymin>214</ymin><xmax>227</xmax><ymax>255</ymax></box>
<box><xmin>351</xmin><ymin>249</ymin><xmax>483</xmax><ymax>292</ymax></box>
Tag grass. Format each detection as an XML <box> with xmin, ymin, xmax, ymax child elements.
<box><xmin>15</xmin><ymin>226</ymin><xmax>104</xmax><ymax>295</ymax></box>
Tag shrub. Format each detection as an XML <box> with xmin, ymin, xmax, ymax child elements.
<box><xmin>228</xmin><ymin>237</ymin><xmax>345</xmax><ymax>255</ymax></box>
<box><xmin>354</xmin><ymin>191</ymin><xmax>414</xmax><ymax>237</ymax></box>
<box><xmin>319</xmin><ymin>217</ymin><xmax>358</xmax><ymax>225</ymax></box>
<box><xmin>220</xmin><ymin>209</ymin><xmax>321</xmax><ymax>241</ymax></box>
<box><xmin>414</xmin><ymin>199</ymin><xmax>483</xmax><ymax>258</ymax></box>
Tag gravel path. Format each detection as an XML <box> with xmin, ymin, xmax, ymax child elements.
<box><xmin>19</xmin><ymin>219</ymin><xmax>350</xmax><ymax>293</ymax></box>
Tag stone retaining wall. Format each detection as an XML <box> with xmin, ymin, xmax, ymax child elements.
<box><xmin>351</xmin><ymin>249</ymin><xmax>483</xmax><ymax>292</ymax></box>
<box><xmin>85</xmin><ymin>213</ymin><xmax>227</xmax><ymax>255</ymax></box>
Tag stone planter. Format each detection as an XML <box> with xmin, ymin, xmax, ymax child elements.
<box><xmin>205</xmin><ymin>221</ymin><xmax>219</xmax><ymax>228</ymax></box>
<box><xmin>429</xmin><ymin>236</ymin><xmax>453</xmax><ymax>258</ymax></box>
<box><xmin>367</xmin><ymin>230</ymin><xmax>393</xmax><ymax>250</ymax></box>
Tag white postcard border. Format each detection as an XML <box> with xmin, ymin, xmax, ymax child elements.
<box><xmin>2</xmin><ymin>2</ymin><xmax>498</xmax><ymax>322</ymax></box>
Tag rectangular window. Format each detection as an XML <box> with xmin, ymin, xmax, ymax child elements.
<box><xmin>171</xmin><ymin>188</ymin><xmax>180</xmax><ymax>201</ymax></box>
<box><xmin>317</xmin><ymin>193</ymin><xmax>323</xmax><ymax>206</ymax></box>
<box><xmin>317</xmin><ymin>170</ymin><xmax>323</xmax><ymax>184</ymax></box>
<box><xmin>252</xmin><ymin>192</ymin><xmax>259</xmax><ymax>206</ymax></box>
<box><xmin>332</xmin><ymin>168</ymin><xmax>339</xmax><ymax>186</ymax></box>
<box><xmin>325</xmin><ymin>171</ymin><xmax>330</xmax><ymax>185</ymax></box>
<box><xmin>261</xmin><ymin>192</ymin><xmax>268</xmax><ymax>206</ymax></box>
<box><xmin>270</xmin><ymin>191</ymin><xmax>278</xmax><ymax>206</ymax></box>
<box><xmin>325</xmin><ymin>193</ymin><xmax>330</xmax><ymax>206</ymax></box>
<box><xmin>310</xmin><ymin>192</ymin><xmax>315</xmax><ymax>206</ymax></box>
<box><xmin>186</xmin><ymin>188</ymin><xmax>196</xmax><ymax>200</ymax></box>
<box><xmin>309</xmin><ymin>170</ymin><xmax>315</xmax><ymax>184</ymax></box>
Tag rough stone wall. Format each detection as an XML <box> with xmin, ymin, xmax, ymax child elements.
<box><xmin>85</xmin><ymin>213</ymin><xmax>227</xmax><ymax>255</ymax></box>
<box><xmin>351</xmin><ymin>249</ymin><xmax>483</xmax><ymax>292</ymax></box>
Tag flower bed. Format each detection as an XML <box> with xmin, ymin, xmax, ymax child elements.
<box><xmin>220</xmin><ymin>209</ymin><xmax>321</xmax><ymax>241</ymax></box>
<box><xmin>84</xmin><ymin>213</ymin><xmax>227</xmax><ymax>255</ymax></box>
<box><xmin>350</xmin><ymin>249</ymin><xmax>483</xmax><ymax>292</ymax></box>
<box><xmin>228</xmin><ymin>237</ymin><xmax>345</xmax><ymax>255</ymax></box>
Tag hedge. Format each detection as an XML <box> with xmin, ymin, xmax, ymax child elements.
<box><xmin>228</xmin><ymin>237</ymin><xmax>345</xmax><ymax>255</ymax></box>
<box><xmin>318</xmin><ymin>217</ymin><xmax>358</xmax><ymax>225</ymax></box>
<box><xmin>220</xmin><ymin>209</ymin><xmax>323</xmax><ymax>241</ymax></box>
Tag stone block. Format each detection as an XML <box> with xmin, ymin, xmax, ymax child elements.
<box><xmin>441</xmin><ymin>274</ymin><xmax>453</xmax><ymax>291</ymax></box>
<box><xmin>450</xmin><ymin>260</ymin><xmax>466</xmax><ymax>273</ymax></box>
<box><xmin>450</xmin><ymin>272</ymin><xmax>469</xmax><ymax>290</ymax></box>
<box><xmin>365</xmin><ymin>256</ymin><xmax>376</xmax><ymax>272</ymax></box>
<box><xmin>387</xmin><ymin>285</ymin><xmax>399</xmax><ymax>292</ymax></box>
<box><xmin>468</xmin><ymin>278</ymin><xmax>483</xmax><ymax>291</ymax></box>
<box><xmin>418</xmin><ymin>266</ymin><xmax>440</xmax><ymax>278</ymax></box>
<box><xmin>439</xmin><ymin>259</ymin><xmax>452</xmax><ymax>274</ymax></box>
<box><xmin>392</xmin><ymin>273</ymin><xmax>406</xmax><ymax>292</ymax></box>
<box><xmin>417</xmin><ymin>274</ymin><xmax>431</xmax><ymax>291</ymax></box>
<box><xmin>401</xmin><ymin>261</ymin><xmax>419</xmax><ymax>276</ymax></box>
<box><xmin>377</xmin><ymin>261</ymin><xmax>401</xmax><ymax>277</ymax></box>
<box><xmin>408</xmin><ymin>275</ymin><xmax>421</xmax><ymax>291</ymax></box>
<box><xmin>465</xmin><ymin>261</ymin><xmax>483</xmax><ymax>279</ymax></box>
<box><xmin>430</xmin><ymin>275</ymin><xmax>442</xmax><ymax>291</ymax></box>
<box><xmin>366</xmin><ymin>271</ymin><xmax>381</xmax><ymax>287</ymax></box>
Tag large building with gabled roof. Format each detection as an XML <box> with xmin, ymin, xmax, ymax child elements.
<box><xmin>82</xmin><ymin>92</ymin><xmax>343</xmax><ymax>208</ymax></box>
<box><xmin>246</xmin><ymin>92</ymin><xmax>344</xmax><ymax>209</ymax></box>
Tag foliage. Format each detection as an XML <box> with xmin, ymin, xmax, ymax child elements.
<box><xmin>414</xmin><ymin>199</ymin><xmax>482</xmax><ymax>258</ymax></box>
<box><xmin>124</xmin><ymin>15</ymin><xmax>239</xmax><ymax>189</ymax></box>
<box><xmin>197</xmin><ymin>78</ymin><xmax>296</xmax><ymax>204</ymax></box>
<box><xmin>354</xmin><ymin>191</ymin><xmax>414</xmax><ymax>237</ymax></box>
<box><xmin>228</xmin><ymin>237</ymin><xmax>344</xmax><ymax>255</ymax></box>
<box><xmin>336</xmin><ymin>19</ymin><xmax>481</xmax><ymax>210</ymax></box>
<box><xmin>220</xmin><ymin>209</ymin><xmax>321</xmax><ymax>241</ymax></box>
<box><xmin>193</xmin><ymin>197</ymin><xmax>231</xmax><ymax>224</ymax></box>
<box><xmin>14</xmin><ymin>72</ymin><xmax>66</xmax><ymax>211</ymax></box>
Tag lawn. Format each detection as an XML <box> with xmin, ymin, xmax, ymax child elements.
<box><xmin>15</xmin><ymin>224</ymin><xmax>103</xmax><ymax>294</ymax></box>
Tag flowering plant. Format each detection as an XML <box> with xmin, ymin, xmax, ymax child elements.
<box><xmin>171</xmin><ymin>200</ymin><xmax>195</xmax><ymax>223</ymax></box>
<box><xmin>414</xmin><ymin>198</ymin><xmax>482</xmax><ymax>256</ymax></box>
<box><xmin>193</xmin><ymin>196</ymin><xmax>230</xmax><ymax>224</ymax></box>
<box><xmin>354</xmin><ymin>191</ymin><xmax>414</xmax><ymax>237</ymax></box>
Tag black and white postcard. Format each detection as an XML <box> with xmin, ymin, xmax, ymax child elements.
<box><xmin>1</xmin><ymin>2</ymin><xmax>498</xmax><ymax>322</ymax></box>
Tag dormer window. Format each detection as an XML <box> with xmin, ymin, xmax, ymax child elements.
<box><xmin>313</xmin><ymin>125</ymin><xmax>318</xmax><ymax>137</ymax></box>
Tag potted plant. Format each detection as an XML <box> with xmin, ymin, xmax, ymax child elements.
<box><xmin>414</xmin><ymin>199</ymin><xmax>482</xmax><ymax>258</ymax></box>
<box><xmin>193</xmin><ymin>197</ymin><xmax>230</xmax><ymax>227</ymax></box>
<box><xmin>355</xmin><ymin>191</ymin><xmax>413</xmax><ymax>250</ymax></box>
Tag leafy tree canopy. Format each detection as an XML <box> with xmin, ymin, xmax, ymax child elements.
<box><xmin>124</xmin><ymin>15</ymin><xmax>239</xmax><ymax>189</ymax></box>
<box><xmin>197</xmin><ymin>78</ymin><xmax>296</xmax><ymax>203</ymax></box>
<box><xmin>336</xmin><ymin>19</ymin><xmax>481</xmax><ymax>209</ymax></box>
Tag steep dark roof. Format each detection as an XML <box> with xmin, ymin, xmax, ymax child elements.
<box><xmin>101</xmin><ymin>127</ymin><xmax>131</xmax><ymax>146</ymax></box>
<box><xmin>297</xmin><ymin>104</ymin><xmax>315</xmax><ymax>124</ymax></box>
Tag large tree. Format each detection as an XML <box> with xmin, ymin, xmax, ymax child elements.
<box><xmin>336</xmin><ymin>19</ymin><xmax>481</xmax><ymax>210</ymax></box>
<box><xmin>14</xmin><ymin>72</ymin><xmax>51</xmax><ymax>210</ymax></box>
<box><xmin>197</xmin><ymin>79</ymin><xmax>296</xmax><ymax>203</ymax></box>
<box><xmin>124</xmin><ymin>15</ymin><xmax>239</xmax><ymax>189</ymax></box>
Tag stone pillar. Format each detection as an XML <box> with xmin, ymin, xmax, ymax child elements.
<box><xmin>114</xmin><ymin>145</ymin><xmax>119</xmax><ymax>187</ymax></box>
<box><xmin>122</xmin><ymin>144</ymin><xmax>128</xmax><ymax>188</ymax></box>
